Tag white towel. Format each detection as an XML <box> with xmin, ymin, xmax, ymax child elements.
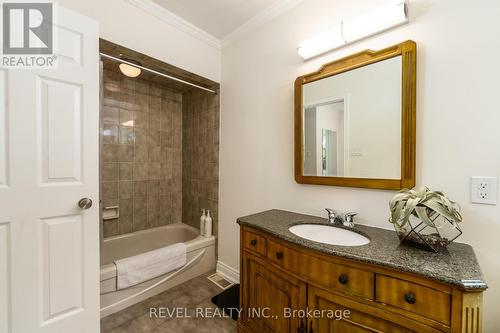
<box><xmin>115</xmin><ymin>242</ymin><xmax>187</xmax><ymax>290</ymax></box>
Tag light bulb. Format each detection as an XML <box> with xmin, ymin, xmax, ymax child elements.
<box><xmin>119</xmin><ymin>63</ymin><xmax>141</xmax><ymax>78</ymax></box>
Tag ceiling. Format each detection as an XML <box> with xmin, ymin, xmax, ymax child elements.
<box><xmin>151</xmin><ymin>0</ymin><xmax>278</xmax><ymax>39</ymax></box>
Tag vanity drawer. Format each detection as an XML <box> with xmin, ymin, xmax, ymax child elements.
<box><xmin>242</xmin><ymin>231</ymin><xmax>267</xmax><ymax>256</ymax></box>
<box><xmin>375</xmin><ymin>275</ymin><xmax>451</xmax><ymax>325</ymax></box>
<box><xmin>267</xmin><ymin>239</ymin><xmax>374</xmax><ymax>299</ymax></box>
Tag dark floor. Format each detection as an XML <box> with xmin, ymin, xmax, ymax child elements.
<box><xmin>101</xmin><ymin>272</ymin><xmax>238</xmax><ymax>333</ymax></box>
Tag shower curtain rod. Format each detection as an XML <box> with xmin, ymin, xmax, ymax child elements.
<box><xmin>99</xmin><ymin>52</ymin><xmax>217</xmax><ymax>94</ymax></box>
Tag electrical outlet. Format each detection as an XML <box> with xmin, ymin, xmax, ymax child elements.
<box><xmin>471</xmin><ymin>177</ymin><xmax>498</xmax><ymax>205</ymax></box>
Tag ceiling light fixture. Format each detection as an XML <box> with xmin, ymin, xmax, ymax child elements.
<box><xmin>118</xmin><ymin>58</ymin><xmax>142</xmax><ymax>78</ymax></box>
<box><xmin>297</xmin><ymin>0</ymin><xmax>408</xmax><ymax>60</ymax></box>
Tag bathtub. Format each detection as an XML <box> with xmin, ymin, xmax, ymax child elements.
<box><xmin>100</xmin><ymin>223</ymin><xmax>215</xmax><ymax>317</ymax></box>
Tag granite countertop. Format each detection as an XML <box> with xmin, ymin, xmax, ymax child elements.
<box><xmin>237</xmin><ymin>209</ymin><xmax>487</xmax><ymax>290</ymax></box>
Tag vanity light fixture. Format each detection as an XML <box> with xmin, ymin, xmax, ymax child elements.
<box><xmin>297</xmin><ymin>0</ymin><xmax>408</xmax><ymax>60</ymax></box>
<box><xmin>297</xmin><ymin>25</ymin><xmax>345</xmax><ymax>60</ymax></box>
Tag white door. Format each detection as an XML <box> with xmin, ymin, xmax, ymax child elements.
<box><xmin>0</xmin><ymin>6</ymin><xmax>100</xmax><ymax>333</ymax></box>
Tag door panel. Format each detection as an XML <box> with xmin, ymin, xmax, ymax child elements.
<box><xmin>254</xmin><ymin>267</ymin><xmax>293</xmax><ymax>332</ymax></box>
<box><xmin>56</xmin><ymin>26</ymin><xmax>83</xmax><ymax>65</ymax></box>
<box><xmin>241</xmin><ymin>252</ymin><xmax>306</xmax><ymax>333</ymax></box>
<box><xmin>0</xmin><ymin>223</ymin><xmax>10</xmax><ymax>333</ymax></box>
<box><xmin>316</xmin><ymin>297</ymin><xmax>413</xmax><ymax>333</ymax></box>
<box><xmin>38</xmin><ymin>77</ymin><xmax>83</xmax><ymax>184</ymax></box>
<box><xmin>0</xmin><ymin>69</ymin><xmax>8</xmax><ymax>187</ymax></box>
<box><xmin>0</xmin><ymin>5</ymin><xmax>99</xmax><ymax>333</ymax></box>
<box><xmin>308</xmin><ymin>286</ymin><xmax>438</xmax><ymax>333</ymax></box>
<box><xmin>41</xmin><ymin>215</ymin><xmax>83</xmax><ymax>322</ymax></box>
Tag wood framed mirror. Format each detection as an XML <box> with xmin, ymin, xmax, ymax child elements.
<box><xmin>294</xmin><ymin>40</ymin><xmax>416</xmax><ymax>190</ymax></box>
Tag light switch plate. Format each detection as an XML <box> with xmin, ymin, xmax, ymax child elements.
<box><xmin>470</xmin><ymin>177</ymin><xmax>498</xmax><ymax>205</ymax></box>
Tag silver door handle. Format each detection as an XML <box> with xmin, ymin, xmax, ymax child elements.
<box><xmin>78</xmin><ymin>198</ymin><xmax>93</xmax><ymax>209</ymax></box>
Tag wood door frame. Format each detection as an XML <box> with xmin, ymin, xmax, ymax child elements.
<box><xmin>294</xmin><ymin>40</ymin><xmax>417</xmax><ymax>190</ymax></box>
<box><xmin>303</xmin><ymin>95</ymin><xmax>350</xmax><ymax>177</ymax></box>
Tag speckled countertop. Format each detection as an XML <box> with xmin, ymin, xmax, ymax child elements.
<box><xmin>237</xmin><ymin>209</ymin><xmax>487</xmax><ymax>290</ymax></box>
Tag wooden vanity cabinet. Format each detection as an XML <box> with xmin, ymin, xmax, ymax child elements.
<box><xmin>308</xmin><ymin>286</ymin><xmax>428</xmax><ymax>333</ymax></box>
<box><xmin>307</xmin><ymin>286</ymin><xmax>441</xmax><ymax>333</ymax></box>
<box><xmin>239</xmin><ymin>227</ymin><xmax>484</xmax><ymax>333</ymax></box>
<box><xmin>240</xmin><ymin>253</ymin><xmax>306</xmax><ymax>333</ymax></box>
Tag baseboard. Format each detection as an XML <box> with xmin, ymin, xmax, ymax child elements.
<box><xmin>216</xmin><ymin>260</ymin><xmax>240</xmax><ymax>284</ymax></box>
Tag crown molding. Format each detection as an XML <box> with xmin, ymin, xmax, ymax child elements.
<box><xmin>124</xmin><ymin>0</ymin><xmax>221</xmax><ymax>50</ymax></box>
<box><xmin>124</xmin><ymin>0</ymin><xmax>306</xmax><ymax>50</ymax></box>
<box><xmin>222</xmin><ymin>0</ymin><xmax>306</xmax><ymax>47</ymax></box>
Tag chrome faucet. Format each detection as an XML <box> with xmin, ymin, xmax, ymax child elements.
<box><xmin>325</xmin><ymin>208</ymin><xmax>343</xmax><ymax>226</ymax></box>
<box><xmin>343</xmin><ymin>212</ymin><xmax>358</xmax><ymax>228</ymax></box>
<box><xmin>325</xmin><ymin>208</ymin><xmax>357</xmax><ymax>228</ymax></box>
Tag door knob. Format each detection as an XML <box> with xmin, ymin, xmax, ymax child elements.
<box><xmin>78</xmin><ymin>198</ymin><xmax>93</xmax><ymax>209</ymax></box>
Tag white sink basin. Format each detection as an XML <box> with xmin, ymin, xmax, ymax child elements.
<box><xmin>289</xmin><ymin>224</ymin><xmax>370</xmax><ymax>246</ymax></box>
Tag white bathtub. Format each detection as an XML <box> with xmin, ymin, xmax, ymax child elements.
<box><xmin>100</xmin><ymin>223</ymin><xmax>215</xmax><ymax>317</ymax></box>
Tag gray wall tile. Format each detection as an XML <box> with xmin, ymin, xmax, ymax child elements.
<box><xmin>102</xmin><ymin>106</ymin><xmax>119</xmax><ymax>124</ymax></box>
<box><xmin>103</xmin><ymin>163</ymin><xmax>119</xmax><ymax>181</ymax></box>
<box><xmin>182</xmin><ymin>89</ymin><xmax>219</xmax><ymax>233</ymax></box>
<box><xmin>133</xmin><ymin>181</ymin><xmax>148</xmax><ymax>198</ymax></box>
<box><xmin>102</xmin><ymin>181</ymin><xmax>118</xmax><ymax>199</ymax></box>
<box><xmin>118</xmin><ymin>145</ymin><xmax>134</xmax><ymax>162</ymax></box>
<box><xmin>119</xmin><ymin>163</ymin><xmax>133</xmax><ymax>180</ymax></box>
<box><xmin>101</xmin><ymin>68</ymin><xmax>185</xmax><ymax>237</ymax></box>
<box><xmin>119</xmin><ymin>181</ymin><xmax>133</xmax><ymax>199</ymax></box>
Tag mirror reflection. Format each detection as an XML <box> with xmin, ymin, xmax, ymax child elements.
<box><xmin>302</xmin><ymin>56</ymin><xmax>402</xmax><ymax>179</ymax></box>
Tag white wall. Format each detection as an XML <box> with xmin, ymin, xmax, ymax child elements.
<box><xmin>219</xmin><ymin>0</ymin><xmax>500</xmax><ymax>330</ymax></box>
<box><xmin>58</xmin><ymin>0</ymin><xmax>221</xmax><ymax>82</ymax></box>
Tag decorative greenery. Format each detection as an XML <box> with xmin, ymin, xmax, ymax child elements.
<box><xmin>389</xmin><ymin>186</ymin><xmax>462</xmax><ymax>228</ymax></box>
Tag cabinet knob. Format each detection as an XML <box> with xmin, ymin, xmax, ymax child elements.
<box><xmin>338</xmin><ymin>274</ymin><xmax>348</xmax><ymax>285</ymax></box>
<box><xmin>404</xmin><ymin>293</ymin><xmax>416</xmax><ymax>304</ymax></box>
<box><xmin>276</xmin><ymin>251</ymin><xmax>284</xmax><ymax>260</ymax></box>
<box><xmin>250</xmin><ymin>239</ymin><xmax>257</xmax><ymax>246</ymax></box>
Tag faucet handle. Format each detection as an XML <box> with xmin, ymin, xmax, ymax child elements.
<box><xmin>325</xmin><ymin>208</ymin><xmax>336</xmax><ymax>217</ymax></box>
<box><xmin>344</xmin><ymin>212</ymin><xmax>358</xmax><ymax>224</ymax></box>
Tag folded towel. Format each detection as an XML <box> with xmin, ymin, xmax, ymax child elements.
<box><xmin>115</xmin><ymin>242</ymin><xmax>187</xmax><ymax>290</ymax></box>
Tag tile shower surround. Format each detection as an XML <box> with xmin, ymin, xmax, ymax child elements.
<box><xmin>101</xmin><ymin>70</ymin><xmax>183</xmax><ymax>237</ymax></box>
<box><xmin>101</xmin><ymin>70</ymin><xmax>220</xmax><ymax>238</ymax></box>
<box><xmin>182</xmin><ymin>89</ymin><xmax>220</xmax><ymax>237</ymax></box>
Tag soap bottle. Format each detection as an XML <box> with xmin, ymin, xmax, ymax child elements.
<box><xmin>199</xmin><ymin>209</ymin><xmax>206</xmax><ymax>236</ymax></box>
<box><xmin>204</xmin><ymin>210</ymin><xmax>212</xmax><ymax>237</ymax></box>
